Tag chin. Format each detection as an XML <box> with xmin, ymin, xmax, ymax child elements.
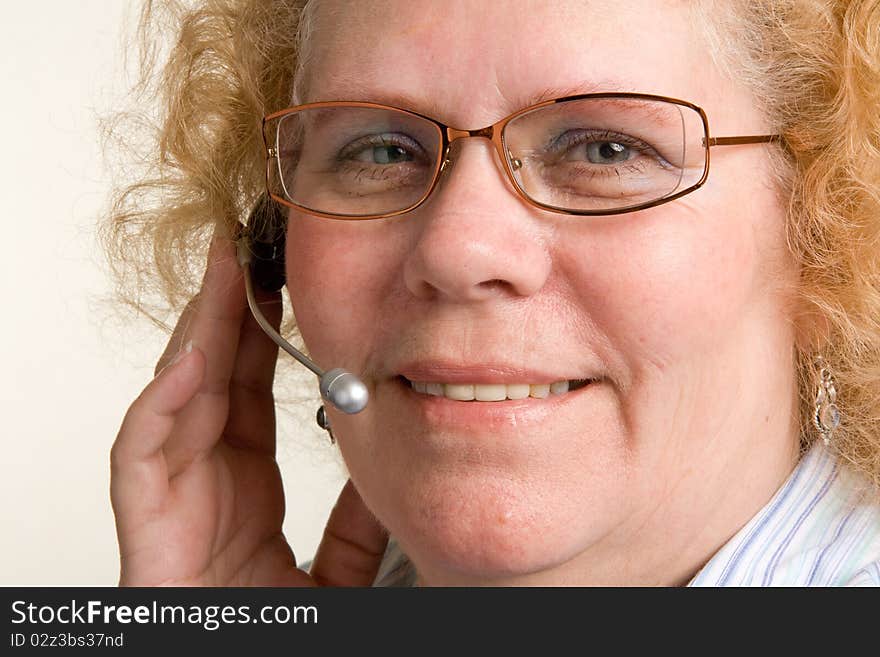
<box><xmin>336</xmin><ymin>381</ymin><xmax>633</xmax><ymax>583</ymax></box>
<box><xmin>358</xmin><ymin>467</ymin><xmax>613</xmax><ymax>584</ymax></box>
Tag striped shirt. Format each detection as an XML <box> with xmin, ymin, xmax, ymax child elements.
<box><xmin>688</xmin><ymin>441</ymin><xmax>880</xmax><ymax>586</ymax></box>
<box><xmin>372</xmin><ymin>442</ymin><xmax>880</xmax><ymax>586</ymax></box>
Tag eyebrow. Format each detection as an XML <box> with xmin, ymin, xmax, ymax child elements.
<box><xmin>518</xmin><ymin>78</ymin><xmax>642</xmax><ymax>107</ymax></box>
<box><xmin>306</xmin><ymin>76</ymin><xmax>644</xmax><ymax>123</ymax></box>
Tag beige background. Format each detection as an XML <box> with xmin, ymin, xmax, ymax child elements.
<box><xmin>0</xmin><ymin>1</ymin><xmax>346</xmax><ymax>585</ymax></box>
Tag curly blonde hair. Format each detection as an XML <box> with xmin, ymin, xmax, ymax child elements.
<box><xmin>103</xmin><ymin>0</ymin><xmax>880</xmax><ymax>489</ymax></box>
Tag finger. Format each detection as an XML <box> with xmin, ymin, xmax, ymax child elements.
<box><xmin>310</xmin><ymin>480</ymin><xmax>389</xmax><ymax>587</ymax></box>
<box><xmin>111</xmin><ymin>345</ymin><xmax>206</xmax><ymax>516</ymax></box>
<box><xmin>158</xmin><ymin>234</ymin><xmax>251</xmax><ymax>471</ymax></box>
<box><xmin>168</xmin><ymin>234</ymin><xmax>248</xmax><ymax>396</ymax></box>
<box><xmin>154</xmin><ymin>297</ymin><xmax>198</xmax><ymax>377</ymax></box>
<box><xmin>223</xmin><ymin>284</ymin><xmax>284</xmax><ymax>453</ymax></box>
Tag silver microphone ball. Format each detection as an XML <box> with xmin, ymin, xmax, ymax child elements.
<box><xmin>319</xmin><ymin>368</ymin><xmax>369</xmax><ymax>414</ymax></box>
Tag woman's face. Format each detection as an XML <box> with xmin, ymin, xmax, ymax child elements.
<box><xmin>285</xmin><ymin>0</ymin><xmax>801</xmax><ymax>584</ymax></box>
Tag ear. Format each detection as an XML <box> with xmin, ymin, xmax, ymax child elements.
<box><xmin>246</xmin><ymin>194</ymin><xmax>288</xmax><ymax>292</ymax></box>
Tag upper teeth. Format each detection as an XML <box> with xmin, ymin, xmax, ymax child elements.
<box><xmin>409</xmin><ymin>380</ymin><xmax>573</xmax><ymax>401</ymax></box>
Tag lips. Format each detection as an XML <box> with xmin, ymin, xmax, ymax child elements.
<box><xmin>393</xmin><ymin>360</ymin><xmax>599</xmax><ymax>402</ymax></box>
<box><xmin>402</xmin><ymin>377</ymin><xmax>593</xmax><ymax>401</ymax></box>
<box><xmin>387</xmin><ymin>370</ymin><xmax>600</xmax><ymax>433</ymax></box>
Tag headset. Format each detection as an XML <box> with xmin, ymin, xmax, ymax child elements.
<box><xmin>235</xmin><ymin>195</ymin><xmax>368</xmax><ymax>414</ymax></box>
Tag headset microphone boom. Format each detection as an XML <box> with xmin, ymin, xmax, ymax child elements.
<box><xmin>235</xmin><ymin>195</ymin><xmax>369</xmax><ymax>415</ymax></box>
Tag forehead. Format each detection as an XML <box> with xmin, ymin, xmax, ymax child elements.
<box><xmin>302</xmin><ymin>0</ymin><xmax>731</xmax><ymax>128</ymax></box>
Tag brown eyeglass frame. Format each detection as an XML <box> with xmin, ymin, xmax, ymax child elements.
<box><xmin>262</xmin><ymin>92</ymin><xmax>783</xmax><ymax>220</ymax></box>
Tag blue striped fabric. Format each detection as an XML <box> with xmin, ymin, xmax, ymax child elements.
<box><xmin>372</xmin><ymin>442</ymin><xmax>880</xmax><ymax>586</ymax></box>
<box><xmin>688</xmin><ymin>442</ymin><xmax>880</xmax><ymax>586</ymax></box>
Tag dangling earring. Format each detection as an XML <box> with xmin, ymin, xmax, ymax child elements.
<box><xmin>316</xmin><ymin>405</ymin><xmax>335</xmax><ymax>445</ymax></box>
<box><xmin>813</xmin><ymin>357</ymin><xmax>841</xmax><ymax>446</ymax></box>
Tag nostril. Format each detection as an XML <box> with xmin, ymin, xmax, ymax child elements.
<box><xmin>479</xmin><ymin>279</ymin><xmax>511</xmax><ymax>293</ymax></box>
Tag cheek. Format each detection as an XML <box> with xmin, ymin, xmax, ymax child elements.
<box><xmin>284</xmin><ymin>215</ymin><xmax>404</xmax><ymax>365</ymax></box>
<box><xmin>558</xmin><ymin>191</ymin><xmax>778</xmax><ymax>372</ymax></box>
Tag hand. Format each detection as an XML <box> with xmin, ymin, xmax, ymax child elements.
<box><xmin>110</xmin><ymin>233</ymin><xmax>388</xmax><ymax>586</ymax></box>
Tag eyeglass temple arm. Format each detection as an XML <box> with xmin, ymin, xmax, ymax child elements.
<box><xmin>705</xmin><ymin>135</ymin><xmax>782</xmax><ymax>147</ymax></box>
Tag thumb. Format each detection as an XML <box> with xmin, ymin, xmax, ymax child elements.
<box><xmin>309</xmin><ymin>480</ymin><xmax>389</xmax><ymax>586</ymax></box>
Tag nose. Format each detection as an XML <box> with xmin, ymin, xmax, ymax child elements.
<box><xmin>403</xmin><ymin>138</ymin><xmax>552</xmax><ymax>302</ymax></box>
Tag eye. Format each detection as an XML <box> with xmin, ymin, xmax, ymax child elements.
<box><xmin>546</xmin><ymin>129</ymin><xmax>653</xmax><ymax>166</ymax></box>
<box><xmin>353</xmin><ymin>144</ymin><xmax>413</xmax><ymax>164</ymax></box>
<box><xmin>573</xmin><ymin>140</ymin><xmax>632</xmax><ymax>164</ymax></box>
<box><xmin>338</xmin><ymin>132</ymin><xmax>426</xmax><ymax>166</ymax></box>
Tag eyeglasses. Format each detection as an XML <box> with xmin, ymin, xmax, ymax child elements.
<box><xmin>262</xmin><ymin>92</ymin><xmax>782</xmax><ymax>220</ymax></box>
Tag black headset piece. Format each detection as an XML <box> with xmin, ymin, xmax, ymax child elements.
<box><xmin>243</xmin><ymin>193</ymin><xmax>287</xmax><ymax>292</ymax></box>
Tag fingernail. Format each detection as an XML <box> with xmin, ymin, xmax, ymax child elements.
<box><xmin>156</xmin><ymin>341</ymin><xmax>195</xmax><ymax>379</ymax></box>
<box><xmin>170</xmin><ymin>340</ymin><xmax>195</xmax><ymax>367</ymax></box>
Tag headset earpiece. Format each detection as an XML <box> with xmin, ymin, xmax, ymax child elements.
<box><xmin>245</xmin><ymin>194</ymin><xmax>287</xmax><ymax>292</ymax></box>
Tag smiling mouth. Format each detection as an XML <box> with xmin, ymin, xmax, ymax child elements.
<box><xmin>400</xmin><ymin>377</ymin><xmax>594</xmax><ymax>401</ymax></box>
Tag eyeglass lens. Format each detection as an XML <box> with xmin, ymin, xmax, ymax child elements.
<box><xmin>268</xmin><ymin>98</ymin><xmax>708</xmax><ymax>217</ymax></box>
